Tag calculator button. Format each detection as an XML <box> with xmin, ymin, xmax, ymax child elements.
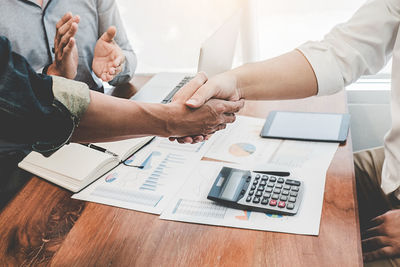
<box><xmin>275</xmin><ymin>184</ymin><xmax>283</xmax><ymax>189</ymax></box>
<box><xmin>278</xmin><ymin>178</ymin><xmax>285</xmax><ymax>183</ymax></box>
<box><xmin>246</xmin><ymin>176</ymin><xmax>251</xmax><ymax>182</ymax></box>
<box><xmin>269</xmin><ymin>199</ymin><xmax>277</xmax><ymax>206</ymax></box>
<box><xmin>253</xmin><ymin>197</ymin><xmax>260</xmax><ymax>203</ymax></box>
<box><xmin>257</xmin><ymin>186</ymin><xmax>265</xmax><ymax>191</ymax></box>
<box><xmin>263</xmin><ymin>192</ymin><xmax>271</xmax><ymax>198</ymax></box>
<box><xmin>267</xmin><ymin>182</ymin><xmax>275</xmax><ymax>187</ymax></box>
<box><xmin>287</xmin><ymin>203</ymin><xmax>295</xmax><ymax>209</ymax></box>
<box><xmin>260</xmin><ymin>180</ymin><xmax>267</xmax><ymax>186</ymax></box>
<box><xmin>285</xmin><ymin>179</ymin><xmax>301</xmax><ymax>186</ymax></box>
<box><xmin>282</xmin><ymin>190</ymin><xmax>289</xmax><ymax>196</ymax></box>
<box><xmin>255</xmin><ymin>174</ymin><xmax>261</xmax><ymax>179</ymax></box>
<box><xmin>246</xmin><ymin>196</ymin><xmax>252</xmax><ymax>202</ymax></box>
<box><xmin>289</xmin><ymin>197</ymin><xmax>296</xmax><ymax>203</ymax></box>
<box><xmin>261</xmin><ymin>198</ymin><xmax>269</xmax><ymax>205</ymax></box>
<box><xmin>251</xmin><ymin>185</ymin><xmax>256</xmax><ymax>190</ymax></box>
<box><xmin>249</xmin><ymin>190</ymin><xmax>254</xmax><ymax>196</ymax></box>
<box><xmin>241</xmin><ymin>189</ymin><xmax>246</xmax><ymax>195</ymax></box>
<box><xmin>269</xmin><ymin>176</ymin><xmax>277</xmax><ymax>182</ymax></box>
<box><xmin>265</xmin><ymin>187</ymin><xmax>273</xmax><ymax>193</ymax></box>
<box><xmin>278</xmin><ymin>201</ymin><xmax>286</xmax><ymax>208</ymax></box>
<box><xmin>262</xmin><ymin>175</ymin><xmax>269</xmax><ymax>181</ymax></box>
<box><xmin>290</xmin><ymin>192</ymin><xmax>298</xmax><ymax>197</ymax></box>
<box><xmin>272</xmin><ymin>194</ymin><xmax>279</xmax><ymax>200</ymax></box>
<box><xmin>253</xmin><ymin>181</ymin><xmax>258</xmax><ymax>185</ymax></box>
<box><xmin>283</xmin><ymin>185</ymin><xmax>291</xmax><ymax>190</ymax></box>
<box><xmin>273</xmin><ymin>189</ymin><xmax>281</xmax><ymax>194</ymax></box>
<box><xmin>291</xmin><ymin>186</ymin><xmax>299</xmax><ymax>192</ymax></box>
<box><xmin>280</xmin><ymin>195</ymin><xmax>288</xmax><ymax>201</ymax></box>
<box><xmin>255</xmin><ymin>191</ymin><xmax>262</xmax><ymax>197</ymax></box>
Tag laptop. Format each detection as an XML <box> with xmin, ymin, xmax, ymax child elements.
<box><xmin>130</xmin><ymin>13</ymin><xmax>240</xmax><ymax>104</ymax></box>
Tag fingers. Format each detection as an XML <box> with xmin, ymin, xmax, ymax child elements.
<box><xmin>362</xmin><ymin>236</ymin><xmax>389</xmax><ymax>252</ymax></box>
<box><xmin>62</xmin><ymin>38</ymin><xmax>75</xmax><ymax>56</ymax></box>
<box><xmin>101</xmin><ymin>26</ymin><xmax>117</xmax><ymax>42</ymax></box>
<box><xmin>364</xmin><ymin>215</ymin><xmax>385</xmax><ymax>231</ymax></box>
<box><xmin>58</xmin><ymin>22</ymin><xmax>78</xmax><ymax>57</ymax></box>
<box><xmin>363</xmin><ymin>247</ymin><xmax>394</xmax><ymax>262</ymax></box>
<box><xmin>219</xmin><ymin>99</ymin><xmax>245</xmax><ymax>114</ymax></box>
<box><xmin>223</xmin><ymin>113</ymin><xmax>236</xmax><ymax>124</ymax></box>
<box><xmin>172</xmin><ymin>72</ymin><xmax>208</xmax><ymax>103</ymax></box>
<box><xmin>55</xmin><ymin>14</ymin><xmax>80</xmax><ymax>51</ymax></box>
<box><xmin>185</xmin><ymin>80</ymin><xmax>216</xmax><ymax>108</ymax></box>
<box><xmin>56</xmin><ymin>12</ymin><xmax>73</xmax><ymax>30</ymax></box>
<box><xmin>101</xmin><ymin>72</ymin><xmax>114</xmax><ymax>82</ymax></box>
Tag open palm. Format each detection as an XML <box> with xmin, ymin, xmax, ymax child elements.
<box><xmin>92</xmin><ymin>26</ymin><xmax>125</xmax><ymax>82</ymax></box>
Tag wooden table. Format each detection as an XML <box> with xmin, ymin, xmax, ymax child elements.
<box><xmin>0</xmin><ymin>76</ymin><xmax>362</xmax><ymax>266</ymax></box>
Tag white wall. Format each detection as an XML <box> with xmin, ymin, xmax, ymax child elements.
<box><xmin>116</xmin><ymin>0</ymin><xmax>368</xmax><ymax>73</ymax></box>
<box><xmin>116</xmin><ymin>0</ymin><xmax>243</xmax><ymax>73</ymax></box>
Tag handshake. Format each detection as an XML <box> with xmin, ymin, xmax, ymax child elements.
<box><xmin>167</xmin><ymin>72</ymin><xmax>244</xmax><ymax>144</ymax></box>
<box><xmin>50</xmin><ymin>13</ymin><xmax>245</xmax><ymax>144</ymax></box>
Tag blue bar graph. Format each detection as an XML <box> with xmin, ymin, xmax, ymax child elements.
<box><xmin>139</xmin><ymin>153</ymin><xmax>186</xmax><ymax>191</ymax></box>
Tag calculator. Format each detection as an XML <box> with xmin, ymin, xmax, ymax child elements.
<box><xmin>207</xmin><ymin>167</ymin><xmax>303</xmax><ymax>215</ymax></box>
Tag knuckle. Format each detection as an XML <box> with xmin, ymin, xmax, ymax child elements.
<box><xmin>197</xmin><ymin>72</ymin><xmax>208</xmax><ymax>82</ymax></box>
<box><xmin>215</xmin><ymin>103</ymin><xmax>225</xmax><ymax>113</ymax></box>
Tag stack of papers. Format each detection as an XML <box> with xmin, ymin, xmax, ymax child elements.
<box><xmin>73</xmin><ymin>116</ymin><xmax>339</xmax><ymax>235</ymax></box>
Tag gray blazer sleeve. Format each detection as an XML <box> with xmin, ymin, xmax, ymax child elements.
<box><xmin>97</xmin><ymin>0</ymin><xmax>137</xmax><ymax>85</ymax></box>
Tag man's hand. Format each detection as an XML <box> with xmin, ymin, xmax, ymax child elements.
<box><xmin>166</xmin><ymin>73</ymin><xmax>244</xmax><ymax>138</ymax></box>
<box><xmin>362</xmin><ymin>210</ymin><xmax>400</xmax><ymax>262</ymax></box>
<box><xmin>182</xmin><ymin>72</ymin><xmax>242</xmax><ymax>108</ymax></box>
<box><xmin>170</xmin><ymin>72</ymin><xmax>243</xmax><ymax>143</ymax></box>
<box><xmin>92</xmin><ymin>26</ymin><xmax>125</xmax><ymax>82</ymax></box>
<box><xmin>47</xmin><ymin>12</ymin><xmax>79</xmax><ymax>79</ymax></box>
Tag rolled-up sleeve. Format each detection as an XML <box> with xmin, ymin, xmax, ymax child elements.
<box><xmin>97</xmin><ymin>0</ymin><xmax>137</xmax><ymax>86</ymax></box>
<box><xmin>297</xmin><ymin>0</ymin><xmax>400</xmax><ymax>96</ymax></box>
<box><xmin>0</xmin><ymin>36</ymin><xmax>90</xmax><ymax>156</ymax></box>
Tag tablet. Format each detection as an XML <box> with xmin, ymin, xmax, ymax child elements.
<box><xmin>260</xmin><ymin>111</ymin><xmax>350</xmax><ymax>143</ymax></box>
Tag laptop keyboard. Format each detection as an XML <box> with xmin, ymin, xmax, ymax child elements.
<box><xmin>161</xmin><ymin>76</ymin><xmax>193</xmax><ymax>104</ymax></box>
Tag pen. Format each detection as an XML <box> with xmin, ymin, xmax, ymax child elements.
<box><xmin>81</xmin><ymin>143</ymin><xmax>119</xmax><ymax>157</ymax></box>
<box><xmin>253</xmin><ymin>170</ymin><xmax>290</xmax><ymax>177</ymax></box>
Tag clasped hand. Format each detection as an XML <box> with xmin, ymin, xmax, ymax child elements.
<box><xmin>168</xmin><ymin>72</ymin><xmax>243</xmax><ymax>142</ymax></box>
<box><xmin>170</xmin><ymin>72</ymin><xmax>242</xmax><ymax>143</ymax></box>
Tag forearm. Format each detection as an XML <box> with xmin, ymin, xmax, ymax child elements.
<box><xmin>232</xmin><ymin>50</ymin><xmax>318</xmax><ymax>100</ymax></box>
<box><xmin>72</xmin><ymin>91</ymin><xmax>172</xmax><ymax>143</ymax></box>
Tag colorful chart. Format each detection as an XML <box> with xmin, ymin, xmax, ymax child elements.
<box><xmin>140</xmin><ymin>153</ymin><xmax>185</xmax><ymax>191</ymax></box>
<box><xmin>235</xmin><ymin>210</ymin><xmax>252</xmax><ymax>221</ymax></box>
<box><xmin>229</xmin><ymin>143</ymin><xmax>256</xmax><ymax>157</ymax></box>
<box><xmin>141</xmin><ymin>151</ymin><xmax>162</xmax><ymax>170</ymax></box>
<box><xmin>266</xmin><ymin>213</ymin><xmax>283</xmax><ymax>219</ymax></box>
<box><xmin>105</xmin><ymin>173</ymin><xmax>118</xmax><ymax>183</ymax></box>
<box><xmin>124</xmin><ymin>155</ymin><xmax>135</xmax><ymax>165</ymax></box>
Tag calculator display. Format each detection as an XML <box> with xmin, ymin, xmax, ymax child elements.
<box><xmin>221</xmin><ymin>172</ymin><xmax>243</xmax><ymax>200</ymax></box>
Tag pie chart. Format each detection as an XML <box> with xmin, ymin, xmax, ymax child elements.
<box><xmin>229</xmin><ymin>143</ymin><xmax>256</xmax><ymax>157</ymax></box>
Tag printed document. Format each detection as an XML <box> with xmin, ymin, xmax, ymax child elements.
<box><xmin>161</xmin><ymin>137</ymin><xmax>339</xmax><ymax>235</ymax></box>
<box><xmin>72</xmin><ymin>137</ymin><xmax>212</xmax><ymax>214</ymax></box>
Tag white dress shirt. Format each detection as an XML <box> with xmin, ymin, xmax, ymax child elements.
<box><xmin>298</xmin><ymin>0</ymin><xmax>400</xmax><ymax>198</ymax></box>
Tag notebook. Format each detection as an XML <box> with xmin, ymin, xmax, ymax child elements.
<box><xmin>18</xmin><ymin>136</ymin><xmax>153</xmax><ymax>192</ymax></box>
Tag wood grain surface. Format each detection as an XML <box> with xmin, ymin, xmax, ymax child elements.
<box><xmin>0</xmin><ymin>76</ymin><xmax>362</xmax><ymax>266</ymax></box>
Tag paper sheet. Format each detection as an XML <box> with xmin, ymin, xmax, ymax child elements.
<box><xmin>161</xmin><ymin>138</ymin><xmax>339</xmax><ymax>235</ymax></box>
<box><xmin>72</xmin><ymin>137</ymin><xmax>212</xmax><ymax>214</ymax></box>
<box><xmin>204</xmin><ymin>116</ymin><xmax>281</xmax><ymax>164</ymax></box>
